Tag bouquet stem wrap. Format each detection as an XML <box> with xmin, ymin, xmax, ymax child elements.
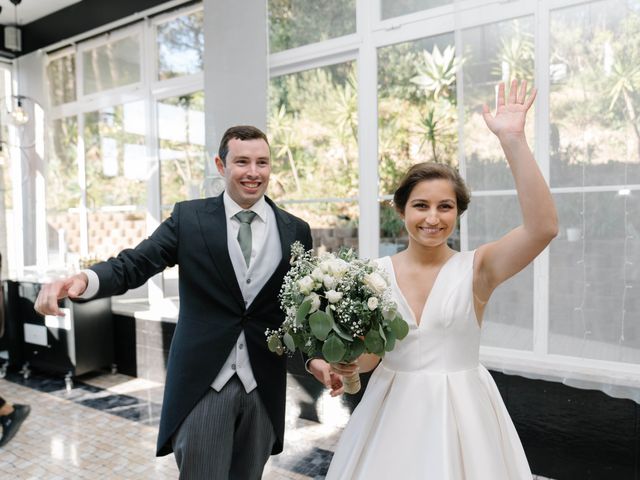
<box><xmin>342</xmin><ymin>371</ymin><xmax>361</xmax><ymax>394</ymax></box>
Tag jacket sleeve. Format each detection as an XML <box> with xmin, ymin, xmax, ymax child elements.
<box><xmin>89</xmin><ymin>202</ymin><xmax>181</xmax><ymax>298</ymax></box>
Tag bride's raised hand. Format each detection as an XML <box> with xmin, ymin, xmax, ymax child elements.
<box><xmin>482</xmin><ymin>79</ymin><xmax>536</xmax><ymax>141</ymax></box>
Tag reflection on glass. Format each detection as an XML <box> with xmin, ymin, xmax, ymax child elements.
<box><xmin>268</xmin><ymin>0</ymin><xmax>356</xmax><ymax>53</ymax></box>
<box><xmin>84</xmin><ymin>101</ymin><xmax>147</xmax><ymax>260</ymax></box>
<box><xmin>381</xmin><ymin>0</ymin><xmax>451</xmax><ymax>20</ymax></box>
<box><xmin>269</xmin><ymin>62</ymin><xmax>358</xmax><ymax>201</ymax></box>
<box><xmin>83</xmin><ymin>35</ymin><xmax>141</xmax><ymax>95</ymax></box>
<box><xmin>379</xmin><ymin>201</ymin><xmax>408</xmax><ymax>257</ymax></box>
<box><xmin>468</xmin><ymin>194</ymin><xmax>533</xmax><ymax>350</ymax></box>
<box><xmin>550</xmin><ymin>1</ymin><xmax>640</xmax><ymax>187</ymax></box>
<box><xmin>46</xmin><ymin>117</ymin><xmax>81</xmax><ymax>266</ymax></box>
<box><xmin>47</xmin><ymin>54</ymin><xmax>76</xmax><ymax>106</ymax></box>
<box><xmin>279</xmin><ymin>201</ymin><xmax>359</xmax><ymax>254</ymax></box>
<box><xmin>461</xmin><ymin>17</ymin><xmax>535</xmax><ymax>191</ymax></box>
<box><xmin>549</xmin><ymin>191</ymin><xmax>640</xmax><ymax>363</ymax></box>
<box><xmin>158</xmin><ymin>92</ymin><xmax>205</xmax><ymax>208</ymax></box>
<box><xmin>157</xmin><ymin>10</ymin><xmax>204</xmax><ymax>80</ymax></box>
<box><xmin>378</xmin><ymin>33</ymin><xmax>458</xmax><ymax>196</ymax></box>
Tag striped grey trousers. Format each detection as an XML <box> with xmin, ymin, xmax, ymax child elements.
<box><xmin>171</xmin><ymin>376</ymin><xmax>276</xmax><ymax>480</ymax></box>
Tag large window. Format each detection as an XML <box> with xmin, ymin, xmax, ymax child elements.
<box><xmin>268</xmin><ymin>0</ymin><xmax>356</xmax><ymax>53</ymax></box>
<box><xmin>269</xmin><ymin>62</ymin><xmax>359</xmax><ymax>252</ymax></box>
<box><xmin>156</xmin><ymin>10</ymin><xmax>204</xmax><ymax>80</ymax></box>
<box><xmin>82</xmin><ymin>34</ymin><xmax>141</xmax><ymax>95</ymax></box>
<box><xmin>381</xmin><ymin>0</ymin><xmax>452</xmax><ymax>20</ymax></box>
<box><xmin>548</xmin><ymin>1</ymin><xmax>640</xmax><ymax>363</ymax></box>
<box><xmin>46</xmin><ymin>52</ymin><xmax>76</xmax><ymax>106</ymax></box>
<box><xmin>158</xmin><ymin>91</ymin><xmax>206</xmax><ymax>216</ymax></box>
<box><xmin>44</xmin><ymin>5</ymin><xmax>204</xmax><ymax>299</ymax></box>
<box><xmin>84</xmin><ymin>102</ymin><xmax>147</xmax><ymax>261</ymax></box>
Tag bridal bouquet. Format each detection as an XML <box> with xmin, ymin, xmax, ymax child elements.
<box><xmin>266</xmin><ymin>241</ymin><xmax>409</xmax><ymax>394</ymax></box>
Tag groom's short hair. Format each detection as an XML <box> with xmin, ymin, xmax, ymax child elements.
<box><xmin>218</xmin><ymin>125</ymin><xmax>270</xmax><ymax>165</ymax></box>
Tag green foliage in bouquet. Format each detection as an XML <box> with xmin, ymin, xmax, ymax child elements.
<box><xmin>266</xmin><ymin>242</ymin><xmax>409</xmax><ymax>363</ymax></box>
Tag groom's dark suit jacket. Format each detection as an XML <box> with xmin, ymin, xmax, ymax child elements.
<box><xmin>89</xmin><ymin>193</ymin><xmax>312</xmax><ymax>456</ymax></box>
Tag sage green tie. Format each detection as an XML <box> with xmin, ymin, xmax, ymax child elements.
<box><xmin>235</xmin><ymin>210</ymin><xmax>257</xmax><ymax>267</ymax></box>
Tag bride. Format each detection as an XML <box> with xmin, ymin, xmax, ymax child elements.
<box><xmin>308</xmin><ymin>79</ymin><xmax>557</xmax><ymax>479</ymax></box>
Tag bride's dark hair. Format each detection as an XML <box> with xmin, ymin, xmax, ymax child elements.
<box><xmin>393</xmin><ymin>162</ymin><xmax>471</xmax><ymax>216</ymax></box>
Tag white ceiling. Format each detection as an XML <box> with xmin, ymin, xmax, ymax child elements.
<box><xmin>0</xmin><ymin>0</ymin><xmax>81</xmax><ymax>26</ymax></box>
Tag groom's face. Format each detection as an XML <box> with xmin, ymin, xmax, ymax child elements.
<box><xmin>215</xmin><ymin>137</ymin><xmax>271</xmax><ymax>209</ymax></box>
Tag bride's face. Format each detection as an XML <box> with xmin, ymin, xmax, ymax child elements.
<box><xmin>402</xmin><ymin>179</ymin><xmax>458</xmax><ymax>248</ymax></box>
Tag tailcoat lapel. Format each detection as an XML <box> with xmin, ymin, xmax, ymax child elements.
<box><xmin>196</xmin><ymin>194</ymin><xmax>245</xmax><ymax>309</ymax></box>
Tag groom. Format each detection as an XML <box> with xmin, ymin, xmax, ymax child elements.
<box><xmin>34</xmin><ymin>125</ymin><xmax>316</xmax><ymax>478</ymax></box>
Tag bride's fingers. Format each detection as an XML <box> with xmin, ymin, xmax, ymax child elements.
<box><xmin>518</xmin><ymin>80</ymin><xmax>527</xmax><ymax>104</ymax></box>
<box><xmin>508</xmin><ymin>78</ymin><xmax>518</xmax><ymax>104</ymax></box>
<box><xmin>496</xmin><ymin>82</ymin><xmax>505</xmax><ymax>109</ymax></box>
<box><xmin>524</xmin><ymin>87</ymin><xmax>537</xmax><ymax>110</ymax></box>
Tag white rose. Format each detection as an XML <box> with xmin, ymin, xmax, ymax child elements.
<box><xmin>319</xmin><ymin>260</ymin><xmax>332</xmax><ymax>274</ymax></box>
<box><xmin>329</xmin><ymin>258</ymin><xmax>349</xmax><ymax>277</ymax></box>
<box><xmin>298</xmin><ymin>276</ymin><xmax>315</xmax><ymax>295</ymax></box>
<box><xmin>363</xmin><ymin>272</ymin><xmax>388</xmax><ymax>295</ymax></box>
<box><xmin>311</xmin><ymin>267</ymin><xmax>324</xmax><ymax>281</ymax></box>
<box><xmin>323</xmin><ymin>275</ymin><xmax>337</xmax><ymax>290</ymax></box>
<box><xmin>326</xmin><ymin>290</ymin><xmax>343</xmax><ymax>304</ymax></box>
<box><xmin>304</xmin><ymin>293</ymin><xmax>321</xmax><ymax>313</ymax></box>
<box><xmin>367</xmin><ymin>297</ymin><xmax>379</xmax><ymax>311</ymax></box>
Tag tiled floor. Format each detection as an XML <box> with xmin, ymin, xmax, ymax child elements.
<box><xmin>0</xmin><ymin>369</ymin><xmax>554</xmax><ymax>479</ymax></box>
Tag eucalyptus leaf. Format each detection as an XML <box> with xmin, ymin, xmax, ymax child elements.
<box><xmin>384</xmin><ymin>329</ymin><xmax>396</xmax><ymax>352</ymax></box>
<box><xmin>390</xmin><ymin>317</ymin><xmax>409</xmax><ymax>340</ymax></box>
<box><xmin>332</xmin><ymin>321</ymin><xmax>354</xmax><ymax>342</ymax></box>
<box><xmin>283</xmin><ymin>332</ymin><xmax>296</xmax><ymax>352</ymax></box>
<box><xmin>346</xmin><ymin>337</ymin><xmax>365</xmax><ymax>361</ymax></box>
<box><xmin>292</xmin><ymin>332</ymin><xmax>305</xmax><ymax>349</ymax></box>
<box><xmin>378</xmin><ymin>324</ymin><xmax>387</xmax><ymax>342</ymax></box>
<box><xmin>364</xmin><ymin>330</ymin><xmax>384</xmax><ymax>355</ymax></box>
<box><xmin>309</xmin><ymin>310</ymin><xmax>332</xmax><ymax>340</ymax></box>
<box><xmin>322</xmin><ymin>334</ymin><xmax>346</xmax><ymax>363</ymax></box>
<box><xmin>296</xmin><ymin>300</ymin><xmax>312</xmax><ymax>325</ymax></box>
<box><xmin>268</xmin><ymin>336</ymin><xmax>283</xmax><ymax>355</ymax></box>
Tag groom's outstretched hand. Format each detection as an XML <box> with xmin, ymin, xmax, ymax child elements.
<box><xmin>308</xmin><ymin>359</ymin><xmax>344</xmax><ymax>397</ymax></box>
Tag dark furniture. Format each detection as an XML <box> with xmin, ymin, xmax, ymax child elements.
<box><xmin>4</xmin><ymin>280</ymin><xmax>113</xmax><ymax>389</ymax></box>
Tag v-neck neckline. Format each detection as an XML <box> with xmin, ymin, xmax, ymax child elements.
<box><xmin>388</xmin><ymin>252</ymin><xmax>458</xmax><ymax>328</ymax></box>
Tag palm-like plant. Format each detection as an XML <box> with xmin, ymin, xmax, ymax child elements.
<box><xmin>608</xmin><ymin>57</ymin><xmax>640</xmax><ymax>159</ymax></box>
<box><xmin>269</xmin><ymin>104</ymin><xmax>302</xmax><ymax>193</ymax></box>
<box><xmin>411</xmin><ymin>45</ymin><xmax>463</xmax><ymax>100</ymax></box>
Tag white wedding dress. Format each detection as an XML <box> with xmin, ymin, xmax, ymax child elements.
<box><xmin>325</xmin><ymin>251</ymin><xmax>532</xmax><ymax>480</ymax></box>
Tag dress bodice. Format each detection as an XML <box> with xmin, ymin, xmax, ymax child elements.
<box><xmin>378</xmin><ymin>251</ymin><xmax>480</xmax><ymax>373</ymax></box>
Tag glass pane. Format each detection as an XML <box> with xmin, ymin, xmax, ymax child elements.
<box><xmin>378</xmin><ymin>32</ymin><xmax>458</xmax><ymax>197</ymax></box>
<box><xmin>84</xmin><ymin>101</ymin><xmax>148</xmax><ymax>261</ymax></box>
<box><xmin>381</xmin><ymin>0</ymin><xmax>452</xmax><ymax>20</ymax></box>
<box><xmin>468</xmin><ymin>195</ymin><xmax>533</xmax><ymax>350</ymax></box>
<box><xmin>83</xmin><ymin>35</ymin><xmax>141</xmax><ymax>95</ymax></box>
<box><xmin>549</xmin><ymin>191</ymin><xmax>640</xmax><ymax>363</ymax></box>
<box><xmin>269</xmin><ymin>62</ymin><xmax>358</xmax><ymax>201</ymax></box>
<box><xmin>46</xmin><ymin>117</ymin><xmax>81</xmax><ymax>268</ymax></box>
<box><xmin>157</xmin><ymin>10</ymin><xmax>204</xmax><ymax>80</ymax></box>
<box><xmin>268</xmin><ymin>0</ymin><xmax>356</xmax><ymax>53</ymax></box>
<box><xmin>47</xmin><ymin>54</ymin><xmax>76</xmax><ymax>106</ymax></box>
<box><xmin>158</xmin><ymin>91</ymin><xmax>206</xmax><ymax>209</ymax></box>
<box><xmin>461</xmin><ymin>17</ymin><xmax>535</xmax><ymax>191</ymax></box>
<box><xmin>280</xmin><ymin>201</ymin><xmax>359</xmax><ymax>254</ymax></box>
<box><xmin>550</xmin><ymin>1</ymin><xmax>640</xmax><ymax>187</ymax></box>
